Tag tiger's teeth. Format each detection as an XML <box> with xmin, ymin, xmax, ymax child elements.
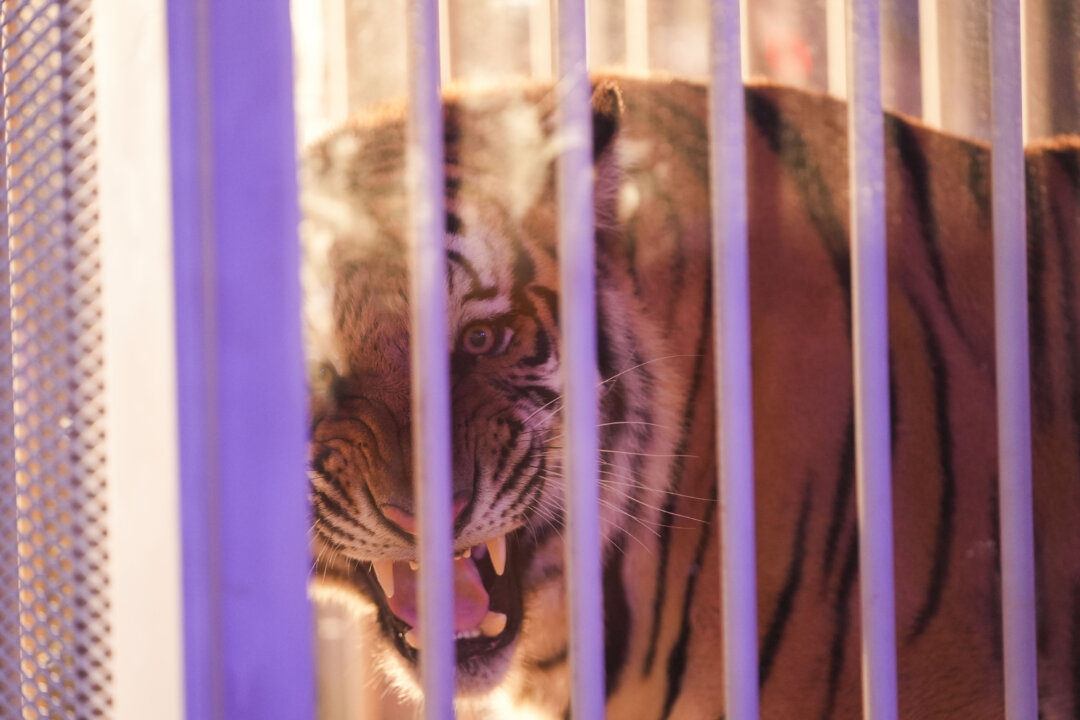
<box><xmin>408</xmin><ymin>560</ymin><xmax>419</xmax><ymax>570</ymax></box>
<box><xmin>404</xmin><ymin>629</ymin><xmax>420</xmax><ymax>649</ymax></box>
<box><xmin>372</xmin><ymin>560</ymin><xmax>395</xmax><ymax>598</ymax></box>
<box><xmin>479</xmin><ymin>611</ymin><xmax>507</xmax><ymax>637</ymax></box>
<box><xmin>486</xmin><ymin>536</ymin><xmax>507</xmax><ymax>576</ymax></box>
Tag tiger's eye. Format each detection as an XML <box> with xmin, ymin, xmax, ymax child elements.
<box><xmin>462</xmin><ymin>323</ymin><xmax>496</xmax><ymax>355</ymax></box>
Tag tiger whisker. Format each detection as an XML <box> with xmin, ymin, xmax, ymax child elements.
<box><xmin>543</xmin><ymin>419</ymin><xmax>674</xmax><ymax>445</ymax></box>
<box><xmin>521</xmin><ymin>353</ymin><xmax>700</xmax><ymax>426</ymax></box>
<box><xmin>545</xmin><ymin>444</ymin><xmax>698</xmax><ymax>460</ymax></box>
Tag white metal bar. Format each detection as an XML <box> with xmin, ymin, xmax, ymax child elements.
<box><xmin>626</xmin><ymin>0</ymin><xmax>648</xmax><ymax>73</ymax></box>
<box><xmin>94</xmin><ymin>0</ymin><xmax>183</xmax><ymax>716</ymax></box>
<box><xmin>168</xmin><ymin>0</ymin><xmax>314</xmax><ymax>717</ymax></box>
<box><xmin>827</xmin><ymin>0</ymin><xmax>847</xmax><ymax>96</ymax></box>
<box><xmin>555</xmin><ymin>0</ymin><xmax>605</xmax><ymax>716</ymax></box>
<box><xmin>530</xmin><ymin>0</ymin><xmax>553</xmax><ymax>77</ymax></box>
<box><xmin>738</xmin><ymin>0</ymin><xmax>749</xmax><ymax>81</ymax></box>
<box><xmin>708</xmin><ymin>2</ymin><xmax>759</xmax><ymax>719</ymax></box>
<box><xmin>438</xmin><ymin>0</ymin><xmax>452</xmax><ymax>88</ymax></box>
<box><xmin>989</xmin><ymin>1</ymin><xmax>1039</xmax><ymax>717</ymax></box>
<box><xmin>918</xmin><ymin>0</ymin><xmax>942</xmax><ymax>127</ymax></box>
<box><xmin>406</xmin><ymin>1</ymin><xmax>456</xmax><ymax>717</ymax></box>
<box><xmin>846</xmin><ymin>0</ymin><xmax>899</xmax><ymax>718</ymax></box>
<box><xmin>530</xmin><ymin>0</ymin><xmax>553</xmax><ymax>78</ymax></box>
<box><xmin>1018</xmin><ymin>0</ymin><xmax>1029</xmax><ymax>143</ymax></box>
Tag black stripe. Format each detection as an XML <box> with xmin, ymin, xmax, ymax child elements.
<box><xmin>446</xmin><ymin>209</ymin><xmax>464</xmax><ymax>236</ymax></box>
<box><xmin>509</xmin><ymin>453</ymin><xmax>547</xmax><ymax>509</ymax></box>
<box><xmin>643</xmin><ymin>289</ymin><xmax>712</xmax><ymax>675</ymax></box>
<box><xmin>312</xmin><ymin>489</ymin><xmax>372</xmax><ymax>537</ymax></box>
<box><xmin>493</xmin><ymin>442</ymin><xmax>537</xmax><ymax>504</ymax></box>
<box><xmin>907</xmin><ymin>293</ymin><xmax>957</xmax><ymax>640</ymax></box>
<box><xmin>489</xmin><ymin>420</ymin><xmax>524</xmax><ymax>493</ymax></box>
<box><xmin>1049</xmin><ymin>151</ymin><xmax>1080</xmax><ymax>453</ymax></box>
<box><xmin>311</xmin><ymin>449</ymin><xmax>359</xmax><ymax>512</ymax></box>
<box><xmin>759</xmin><ymin>481</ymin><xmax>813</xmax><ymax>689</ymax></box>
<box><xmin>963</xmin><ymin>141</ymin><xmax>992</xmax><ymax>219</ymax></box>
<box><xmin>658</xmin><ymin>489</ymin><xmax>718</xmax><ymax>720</ymax></box>
<box><xmin>529</xmin><ymin>285</ymin><xmax>559</xmax><ymax>324</ymax></box>
<box><xmin>821</xmin><ymin>533</ymin><xmax>858</xmax><ymax>720</ymax></box>
<box><xmin>888</xmin><ymin>118</ymin><xmax>974</xmax><ymax>356</ymax></box>
<box><xmin>745</xmin><ymin>89</ymin><xmax>851</xmax><ymax>323</ymax></box>
<box><xmin>1025</xmin><ymin>159</ymin><xmax>1052</xmax><ymax>426</ymax></box>
<box><xmin>446</xmin><ymin>249</ymin><xmax>498</xmax><ymax>301</ymax></box>
<box><xmin>521</xmin><ymin>327</ymin><xmax>551</xmax><ymax>367</ymax></box>
<box><xmin>821</xmin><ymin>413</ymin><xmax>855</xmax><ymax>591</ymax></box>
<box><xmin>604</xmin><ymin>532</ymin><xmax>631</xmax><ymax>698</ymax></box>
<box><xmin>515</xmin><ymin>384</ymin><xmax>560</xmax><ymax>408</ymax></box>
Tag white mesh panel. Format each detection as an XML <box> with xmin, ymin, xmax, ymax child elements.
<box><xmin>1</xmin><ymin>1</ymin><xmax>110</xmax><ymax>717</ymax></box>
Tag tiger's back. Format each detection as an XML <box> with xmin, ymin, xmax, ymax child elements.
<box><xmin>303</xmin><ymin>76</ymin><xmax>1080</xmax><ymax>718</ymax></box>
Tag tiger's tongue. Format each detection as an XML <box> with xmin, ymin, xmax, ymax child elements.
<box><xmin>386</xmin><ymin>556</ymin><xmax>490</xmax><ymax>633</ymax></box>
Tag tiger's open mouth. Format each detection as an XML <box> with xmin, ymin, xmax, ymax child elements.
<box><xmin>362</xmin><ymin>530</ymin><xmax>526</xmax><ymax>671</ymax></box>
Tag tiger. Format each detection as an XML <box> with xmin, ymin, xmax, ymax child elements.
<box><xmin>302</xmin><ymin>74</ymin><xmax>1080</xmax><ymax>718</ymax></box>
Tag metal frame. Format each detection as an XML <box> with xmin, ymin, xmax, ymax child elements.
<box><xmin>406</xmin><ymin>0</ymin><xmax>456</xmax><ymax>715</ymax></box>
<box><xmin>555</xmin><ymin>0</ymin><xmax>607</xmax><ymax>715</ymax></box>
<box><xmin>847</xmin><ymin>0</ymin><xmax>900</xmax><ymax>716</ymax></box>
<box><xmin>167</xmin><ymin>0</ymin><xmax>314</xmax><ymax>717</ymax></box>
<box><xmin>708</xmin><ymin>2</ymin><xmax>760</xmax><ymax>719</ymax></box>
<box><xmin>990</xmin><ymin>0</ymin><xmax>1039</xmax><ymax>716</ymax></box>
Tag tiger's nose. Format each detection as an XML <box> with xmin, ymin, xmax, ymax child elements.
<box><xmin>381</xmin><ymin>494</ymin><xmax>470</xmax><ymax>536</ymax></box>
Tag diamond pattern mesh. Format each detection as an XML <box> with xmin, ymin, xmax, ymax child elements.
<box><xmin>1</xmin><ymin>1</ymin><xmax>110</xmax><ymax>717</ymax></box>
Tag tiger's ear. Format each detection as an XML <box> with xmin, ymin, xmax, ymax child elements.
<box><xmin>591</xmin><ymin>80</ymin><xmax>624</xmax><ymax>161</ymax></box>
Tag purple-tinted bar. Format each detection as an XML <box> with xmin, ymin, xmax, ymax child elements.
<box><xmin>846</xmin><ymin>0</ymin><xmax>900</xmax><ymax>717</ymax></box>
<box><xmin>406</xmin><ymin>1</ymin><xmax>456</xmax><ymax>717</ymax></box>
<box><xmin>167</xmin><ymin>0</ymin><xmax>314</xmax><ymax>718</ymax></box>
<box><xmin>707</xmin><ymin>2</ymin><xmax>760</xmax><ymax>719</ymax></box>
<box><xmin>555</xmin><ymin>0</ymin><xmax>606</xmax><ymax>716</ymax></box>
<box><xmin>989</xmin><ymin>1</ymin><xmax>1039</xmax><ymax>717</ymax></box>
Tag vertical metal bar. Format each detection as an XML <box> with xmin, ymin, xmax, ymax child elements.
<box><xmin>167</xmin><ymin>0</ymin><xmax>314</xmax><ymax>717</ymax></box>
<box><xmin>437</xmin><ymin>0</ymin><xmax>451</xmax><ymax>88</ymax></box>
<box><xmin>827</xmin><ymin>0</ymin><xmax>847</xmax><ymax>96</ymax></box>
<box><xmin>708</xmin><ymin>2</ymin><xmax>759</xmax><ymax>719</ymax></box>
<box><xmin>918</xmin><ymin>0</ymin><xmax>941</xmax><ymax>127</ymax></box>
<box><xmin>626</xmin><ymin>0</ymin><xmax>648</xmax><ymax>72</ymax></box>
<box><xmin>555</xmin><ymin>0</ymin><xmax>605</xmax><ymax>716</ymax></box>
<box><xmin>989</xmin><ymin>1</ymin><xmax>1039</xmax><ymax>717</ymax></box>
<box><xmin>846</xmin><ymin>0</ymin><xmax>899</xmax><ymax>718</ymax></box>
<box><xmin>406</xmin><ymin>1</ymin><xmax>455</xmax><ymax>717</ymax></box>
<box><xmin>530</xmin><ymin>0</ymin><xmax>553</xmax><ymax>79</ymax></box>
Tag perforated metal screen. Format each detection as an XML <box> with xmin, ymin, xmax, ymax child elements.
<box><xmin>1</xmin><ymin>0</ymin><xmax>111</xmax><ymax>717</ymax></box>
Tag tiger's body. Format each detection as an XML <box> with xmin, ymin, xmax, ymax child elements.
<box><xmin>303</xmin><ymin>76</ymin><xmax>1080</xmax><ymax>718</ymax></box>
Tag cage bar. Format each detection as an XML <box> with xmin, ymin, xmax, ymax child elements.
<box><xmin>406</xmin><ymin>1</ymin><xmax>456</xmax><ymax>717</ymax></box>
<box><xmin>555</xmin><ymin>0</ymin><xmax>606</xmax><ymax>716</ymax></box>
<box><xmin>707</xmin><ymin>2</ymin><xmax>760</xmax><ymax>719</ymax></box>
<box><xmin>918</xmin><ymin>0</ymin><xmax>942</xmax><ymax>127</ymax></box>
<box><xmin>167</xmin><ymin>0</ymin><xmax>314</xmax><ymax>717</ymax></box>
<box><xmin>626</xmin><ymin>0</ymin><xmax>648</xmax><ymax>73</ymax></box>
<box><xmin>846</xmin><ymin>0</ymin><xmax>900</xmax><ymax>717</ymax></box>
<box><xmin>989</xmin><ymin>0</ymin><xmax>1039</xmax><ymax>717</ymax></box>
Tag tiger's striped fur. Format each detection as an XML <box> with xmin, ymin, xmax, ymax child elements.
<box><xmin>302</xmin><ymin>75</ymin><xmax>1080</xmax><ymax>718</ymax></box>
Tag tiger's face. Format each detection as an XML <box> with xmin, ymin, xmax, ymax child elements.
<box><xmin>303</xmin><ymin>85</ymin><xmax>629</xmax><ymax>696</ymax></box>
<box><xmin>308</xmin><ymin>215</ymin><xmax>569</xmax><ymax>691</ymax></box>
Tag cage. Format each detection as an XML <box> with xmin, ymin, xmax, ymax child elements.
<box><xmin>2</xmin><ymin>0</ymin><xmax>1078</xmax><ymax>718</ymax></box>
